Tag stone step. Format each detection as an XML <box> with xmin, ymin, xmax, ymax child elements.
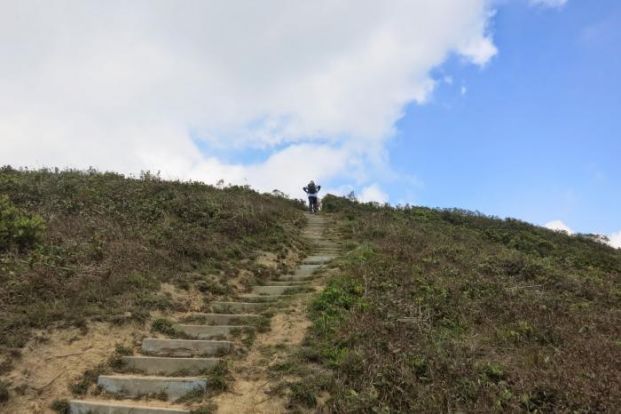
<box><xmin>97</xmin><ymin>375</ymin><xmax>206</xmax><ymax>401</ymax></box>
<box><xmin>209</xmin><ymin>301</ymin><xmax>268</xmax><ymax>313</ymax></box>
<box><xmin>175</xmin><ymin>324</ymin><xmax>250</xmax><ymax>339</ymax></box>
<box><xmin>302</xmin><ymin>255</ymin><xmax>335</xmax><ymax>264</ymax></box>
<box><xmin>236</xmin><ymin>294</ymin><xmax>284</xmax><ymax>302</ymax></box>
<box><xmin>298</xmin><ymin>264</ymin><xmax>322</xmax><ymax>273</ymax></box>
<box><xmin>141</xmin><ymin>338</ymin><xmax>231</xmax><ymax>357</ymax></box>
<box><xmin>252</xmin><ymin>285</ymin><xmax>301</xmax><ymax>295</ymax></box>
<box><xmin>179</xmin><ymin>313</ymin><xmax>260</xmax><ymax>325</ymax></box>
<box><xmin>315</xmin><ymin>250</ymin><xmax>341</xmax><ymax>255</ymax></box>
<box><xmin>70</xmin><ymin>400</ymin><xmax>189</xmax><ymax>414</ymax></box>
<box><xmin>121</xmin><ymin>356</ymin><xmax>220</xmax><ymax>375</ymax></box>
<box><xmin>263</xmin><ymin>280</ymin><xmax>310</xmax><ymax>286</ymax></box>
<box><xmin>276</xmin><ymin>273</ymin><xmax>315</xmax><ymax>281</ymax></box>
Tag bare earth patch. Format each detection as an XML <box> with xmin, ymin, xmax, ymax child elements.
<box><xmin>1</xmin><ymin>323</ymin><xmax>143</xmax><ymax>414</ymax></box>
<box><xmin>212</xmin><ymin>294</ymin><xmax>313</xmax><ymax>413</ymax></box>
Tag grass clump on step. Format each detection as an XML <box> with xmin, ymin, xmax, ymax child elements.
<box><xmin>302</xmin><ymin>194</ymin><xmax>621</xmax><ymax>412</ymax></box>
<box><xmin>176</xmin><ymin>361</ymin><xmax>231</xmax><ymax>404</ymax></box>
<box><xmin>151</xmin><ymin>318</ymin><xmax>192</xmax><ymax>339</ymax></box>
<box><xmin>50</xmin><ymin>398</ymin><xmax>70</xmax><ymax>413</ymax></box>
<box><xmin>0</xmin><ymin>166</ymin><xmax>306</xmax><ymax>365</ymax></box>
<box><xmin>190</xmin><ymin>403</ymin><xmax>218</xmax><ymax>414</ymax></box>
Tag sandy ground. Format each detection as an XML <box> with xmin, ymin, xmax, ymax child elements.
<box><xmin>1</xmin><ymin>323</ymin><xmax>142</xmax><ymax>414</ymax></box>
<box><xmin>212</xmin><ymin>295</ymin><xmax>312</xmax><ymax>414</ymax></box>
<box><xmin>1</xmin><ymin>217</ymin><xmax>332</xmax><ymax>414</ymax></box>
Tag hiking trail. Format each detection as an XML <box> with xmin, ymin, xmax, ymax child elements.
<box><xmin>65</xmin><ymin>212</ymin><xmax>340</xmax><ymax>414</ymax></box>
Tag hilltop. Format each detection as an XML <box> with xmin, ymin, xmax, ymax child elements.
<box><xmin>1</xmin><ymin>168</ymin><xmax>619</xmax><ymax>413</ymax></box>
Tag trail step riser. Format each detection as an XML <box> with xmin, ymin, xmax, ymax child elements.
<box><xmin>264</xmin><ymin>280</ymin><xmax>310</xmax><ymax>286</ymax></box>
<box><xmin>175</xmin><ymin>324</ymin><xmax>250</xmax><ymax>339</ymax></box>
<box><xmin>252</xmin><ymin>285</ymin><xmax>300</xmax><ymax>295</ymax></box>
<box><xmin>141</xmin><ymin>338</ymin><xmax>231</xmax><ymax>357</ymax></box>
<box><xmin>97</xmin><ymin>375</ymin><xmax>206</xmax><ymax>401</ymax></box>
<box><xmin>70</xmin><ymin>400</ymin><xmax>189</xmax><ymax>414</ymax></box>
<box><xmin>209</xmin><ymin>302</ymin><xmax>268</xmax><ymax>313</ymax></box>
<box><xmin>179</xmin><ymin>313</ymin><xmax>259</xmax><ymax>325</ymax></box>
<box><xmin>121</xmin><ymin>356</ymin><xmax>220</xmax><ymax>375</ymax></box>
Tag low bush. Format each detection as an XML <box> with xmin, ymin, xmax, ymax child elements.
<box><xmin>0</xmin><ymin>167</ymin><xmax>305</xmax><ymax>364</ymax></box>
<box><xmin>306</xmin><ymin>195</ymin><xmax>621</xmax><ymax>412</ymax></box>
<box><xmin>0</xmin><ymin>195</ymin><xmax>45</xmax><ymax>252</ymax></box>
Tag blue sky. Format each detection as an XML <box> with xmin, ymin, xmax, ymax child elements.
<box><xmin>1</xmin><ymin>0</ymin><xmax>618</xmax><ymax>242</ymax></box>
<box><xmin>380</xmin><ymin>0</ymin><xmax>620</xmax><ymax>234</ymax></box>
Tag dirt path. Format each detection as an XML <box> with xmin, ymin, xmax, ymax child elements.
<box><xmin>213</xmin><ymin>213</ymin><xmax>338</xmax><ymax>414</ymax></box>
<box><xmin>1</xmin><ymin>212</ymin><xmax>339</xmax><ymax>414</ymax></box>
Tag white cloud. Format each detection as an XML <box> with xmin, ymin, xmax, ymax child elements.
<box><xmin>358</xmin><ymin>184</ymin><xmax>389</xmax><ymax>204</ymax></box>
<box><xmin>529</xmin><ymin>0</ymin><xmax>568</xmax><ymax>9</ymax></box>
<box><xmin>608</xmin><ymin>231</ymin><xmax>621</xmax><ymax>249</ymax></box>
<box><xmin>0</xmin><ymin>1</ymin><xmax>497</xmax><ymax>199</ymax></box>
<box><xmin>544</xmin><ymin>221</ymin><xmax>620</xmax><ymax>250</ymax></box>
<box><xmin>545</xmin><ymin>220</ymin><xmax>574</xmax><ymax>234</ymax></box>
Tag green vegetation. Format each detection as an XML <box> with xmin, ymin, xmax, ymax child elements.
<box><xmin>0</xmin><ymin>167</ymin><xmax>305</xmax><ymax>362</ymax></box>
<box><xmin>70</xmin><ymin>363</ymin><xmax>107</xmax><ymax>396</ymax></box>
<box><xmin>201</xmin><ymin>360</ymin><xmax>231</xmax><ymax>393</ymax></box>
<box><xmin>0</xmin><ymin>195</ymin><xmax>45</xmax><ymax>252</ymax></box>
<box><xmin>303</xmin><ymin>195</ymin><xmax>621</xmax><ymax>412</ymax></box>
<box><xmin>50</xmin><ymin>399</ymin><xmax>70</xmax><ymax>413</ymax></box>
<box><xmin>151</xmin><ymin>318</ymin><xmax>192</xmax><ymax>339</ymax></box>
<box><xmin>190</xmin><ymin>403</ymin><xmax>217</xmax><ymax>414</ymax></box>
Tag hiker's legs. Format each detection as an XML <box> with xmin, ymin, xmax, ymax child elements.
<box><xmin>308</xmin><ymin>196</ymin><xmax>317</xmax><ymax>213</ymax></box>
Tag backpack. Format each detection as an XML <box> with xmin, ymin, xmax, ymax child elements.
<box><xmin>307</xmin><ymin>183</ymin><xmax>317</xmax><ymax>193</ymax></box>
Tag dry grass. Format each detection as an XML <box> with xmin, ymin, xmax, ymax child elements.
<box><xmin>0</xmin><ymin>167</ymin><xmax>306</xmax><ymax>373</ymax></box>
<box><xmin>299</xmin><ymin>195</ymin><xmax>621</xmax><ymax>413</ymax></box>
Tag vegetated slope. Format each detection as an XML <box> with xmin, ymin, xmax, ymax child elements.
<box><xmin>306</xmin><ymin>195</ymin><xmax>620</xmax><ymax>413</ymax></box>
<box><xmin>0</xmin><ymin>167</ymin><xmax>306</xmax><ymax>371</ymax></box>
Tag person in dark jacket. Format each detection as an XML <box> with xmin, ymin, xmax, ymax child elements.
<box><xmin>303</xmin><ymin>180</ymin><xmax>321</xmax><ymax>213</ymax></box>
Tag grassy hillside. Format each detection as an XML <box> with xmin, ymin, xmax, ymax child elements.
<box><xmin>0</xmin><ymin>167</ymin><xmax>306</xmax><ymax>372</ymax></box>
<box><xmin>301</xmin><ymin>195</ymin><xmax>620</xmax><ymax>412</ymax></box>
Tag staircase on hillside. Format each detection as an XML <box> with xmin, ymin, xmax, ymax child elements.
<box><xmin>68</xmin><ymin>213</ymin><xmax>340</xmax><ymax>414</ymax></box>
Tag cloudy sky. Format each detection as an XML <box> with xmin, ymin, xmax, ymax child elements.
<box><xmin>1</xmin><ymin>0</ymin><xmax>619</xmax><ymax>245</ymax></box>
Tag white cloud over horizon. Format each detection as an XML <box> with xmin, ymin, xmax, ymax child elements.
<box><xmin>608</xmin><ymin>231</ymin><xmax>621</xmax><ymax>249</ymax></box>
<box><xmin>545</xmin><ymin>220</ymin><xmax>574</xmax><ymax>234</ymax></box>
<box><xmin>545</xmin><ymin>220</ymin><xmax>620</xmax><ymax>250</ymax></box>
<box><xmin>0</xmin><ymin>1</ymin><xmax>496</xmax><ymax>199</ymax></box>
<box><xmin>358</xmin><ymin>184</ymin><xmax>390</xmax><ymax>204</ymax></box>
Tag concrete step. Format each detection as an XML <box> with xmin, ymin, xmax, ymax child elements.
<box><xmin>296</xmin><ymin>264</ymin><xmax>322</xmax><ymax>276</ymax></box>
<box><xmin>121</xmin><ymin>356</ymin><xmax>220</xmax><ymax>375</ymax></box>
<box><xmin>175</xmin><ymin>324</ymin><xmax>250</xmax><ymax>339</ymax></box>
<box><xmin>263</xmin><ymin>280</ymin><xmax>310</xmax><ymax>286</ymax></box>
<box><xmin>252</xmin><ymin>285</ymin><xmax>301</xmax><ymax>295</ymax></box>
<box><xmin>70</xmin><ymin>400</ymin><xmax>189</xmax><ymax>414</ymax></box>
<box><xmin>97</xmin><ymin>375</ymin><xmax>206</xmax><ymax>401</ymax></box>
<box><xmin>209</xmin><ymin>301</ymin><xmax>268</xmax><ymax>313</ymax></box>
<box><xmin>302</xmin><ymin>255</ymin><xmax>335</xmax><ymax>264</ymax></box>
<box><xmin>236</xmin><ymin>294</ymin><xmax>284</xmax><ymax>302</ymax></box>
<box><xmin>141</xmin><ymin>338</ymin><xmax>231</xmax><ymax>357</ymax></box>
<box><xmin>276</xmin><ymin>273</ymin><xmax>316</xmax><ymax>282</ymax></box>
<box><xmin>179</xmin><ymin>313</ymin><xmax>260</xmax><ymax>325</ymax></box>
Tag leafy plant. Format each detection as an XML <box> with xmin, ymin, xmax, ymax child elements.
<box><xmin>0</xmin><ymin>195</ymin><xmax>45</xmax><ymax>251</ymax></box>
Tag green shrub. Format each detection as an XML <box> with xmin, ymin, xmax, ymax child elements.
<box><xmin>0</xmin><ymin>195</ymin><xmax>45</xmax><ymax>251</ymax></box>
<box><xmin>307</xmin><ymin>195</ymin><xmax>621</xmax><ymax>412</ymax></box>
<box><xmin>50</xmin><ymin>399</ymin><xmax>70</xmax><ymax>413</ymax></box>
<box><xmin>0</xmin><ymin>167</ymin><xmax>304</xmax><ymax>358</ymax></box>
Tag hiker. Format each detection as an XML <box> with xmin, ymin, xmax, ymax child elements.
<box><xmin>303</xmin><ymin>180</ymin><xmax>321</xmax><ymax>213</ymax></box>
